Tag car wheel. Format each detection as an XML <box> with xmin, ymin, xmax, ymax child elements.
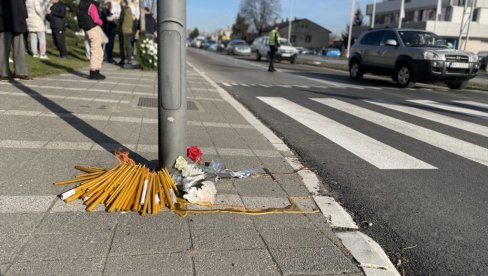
<box><xmin>446</xmin><ymin>80</ymin><xmax>469</xmax><ymax>90</ymax></box>
<box><xmin>349</xmin><ymin>60</ymin><xmax>363</xmax><ymax>81</ymax></box>
<box><xmin>395</xmin><ymin>64</ymin><xmax>416</xmax><ymax>88</ymax></box>
<box><xmin>290</xmin><ymin>56</ymin><xmax>297</xmax><ymax>64</ymax></box>
<box><xmin>256</xmin><ymin>51</ymin><xmax>261</xmax><ymax>61</ymax></box>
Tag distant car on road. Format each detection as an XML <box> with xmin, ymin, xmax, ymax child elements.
<box><xmin>325</xmin><ymin>48</ymin><xmax>341</xmax><ymax>57</ymax></box>
<box><xmin>205</xmin><ymin>40</ymin><xmax>218</xmax><ymax>51</ymax></box>
<box><xmin>226</xmin><ymin>40</ymin><xmax>251</xmax><ymax>56</ymax></box>
<box><xmin>253</xmin><ymin>36</ymin><xmax>298</xmax><ymax>64</ymax></box>
<box><xmin>479</xmin><ymin>51</ymin><xmax>488</xmax><ymax>71</ymax></box>
<box><xmin>295</xmin><ymin>47</ymin><xmax>313</xmax><ymax>55</ymax></box>
<box><xmin>349</xmin><ymin>28</ymin><xmax>480</xmax><ymax>89</ymax></box>
<box><xmin>191</xmin><ymin>36</ymin><xmax>205</xmax><ymax>48</ymax></box>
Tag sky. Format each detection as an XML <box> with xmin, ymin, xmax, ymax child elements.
<box><xmin>187</xmin><ymin>0</ymin><xmax>377</xmax><ymax>35</ymax></box>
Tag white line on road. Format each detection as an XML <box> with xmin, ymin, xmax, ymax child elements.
<box><xmin>409</xmin><ymin>100</ymin><xmax>488</xmax><ymax>120</ymax></box>
<box><xmin>366</xmin><ymin>100</ymin><xmax>488</xmax><ymax>138</ymax></box>
<box><xmin>452</xmin><ymin>100</ymin><xmax>488</xmax><ymax>110</ymax></box>
<box><xmin>258</xmin><ymin>97</ymin><xmax>435</xmax><ymax>170</ymax></box>
<box><xmin>222</xmin><ymin>82</ymin><xmax>231</xmax><ymax>87</ymax></box>
<box><xmin>314</xmin><ymin>98</ymin><xmax>488</xmax><ymax>167</ymax></box>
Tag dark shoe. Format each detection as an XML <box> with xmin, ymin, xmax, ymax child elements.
<box><xmin>0</xmin><ymin>75</ymin><xmax>10</xmax><ymax>81</ymax></box>
<box><xmin>89</xmin><ymin>70</ymin><xmax>106</xmax><ymax>80</ymax></box>
<box><xmin>117</xmin><ymin>60</ymin><xmax>125</xmax><ymax>66</ymax></box>
<box><xmin>13</xmin><ymin>75</ymin><xmax>32</xmax><ymax>81</ymax></box>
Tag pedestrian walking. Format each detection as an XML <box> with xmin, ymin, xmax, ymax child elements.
<box><xmin>47</xmin><ymin>0</ymin><xmax>67</xmax><ymax>58</ymax></box>
<box><xmin>102</xmin><ymin>1</ymin><xmax>117</xmax><ymax>64</ymax></box>
<box><xmin>0</xmin><ymin>0</ymin><xmax>30</xmax><ymax>80</ymax></box>
<box><xmin>26</xmin><ymin>0</ymin><xmax>48</xmax><ymax>60</ymax></box>
<box><xmin>77</xmin><ymin>0</ymin><xmax>105</xmax><ymax>80</ymax></box>
<box><xmin>118</xmin><ymin>0</ymin><xmax>133</xmax><ymax>66</ymax></box>
<box><xmin>268</xmin><ymin>24</ymin><xmax>280</xmax><ymax>72</ymax></box>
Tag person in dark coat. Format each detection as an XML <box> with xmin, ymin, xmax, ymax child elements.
<box><xmin>0</xmin><ymin>0</ymin><xmax>30</xmax><ymax>80</ymax></box>
<box><xmin>101</xmin><ymin>1</ymin><xmax>117</xmax><ymax>63</ymax></box>
<box><xmin>135</xmin><ymin>7</ymin><xmax>157</xmax><ymax>41</ymax></box>
<box><xmin>47</xmin><ymin>0</ymin><xmax>67</xmax><ymax>58</ymax></box>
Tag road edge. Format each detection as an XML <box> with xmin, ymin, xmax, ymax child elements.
<box><xmin>187</xmin><ymin>61</ymin><xmax>401</xmax><ymax>276</ymax></box>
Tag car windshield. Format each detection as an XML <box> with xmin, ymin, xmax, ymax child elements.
<box><xmin>233</xmin><ymin>41</ymin><xmax>247</xmax><ymax>46</ymax></box>
<box><xmin>279</xmin><ymin>39</ymin><xmax>291</xmax><ymax>46</ymax></box>
<box><xmin>398</xmin><ymin>31</ymin><xmax>449</xmax><ymax>48</ymax></box>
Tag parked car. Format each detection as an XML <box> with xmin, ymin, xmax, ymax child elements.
<box><xmin>205</xmin><ymin>40</ymin><xmax>218</xmax><ymax>51</ymax></box>
<box><xmin>296</xmin><ymin>47</ymin><xmax>313</xmax><ymax>55</ymax></box>
<box><xmin>478</xmin><ymin>51</ymin><xmax>488</xmax><ymax>71</ymax></box>
<box><xmin>349</xmin><ymin>28</ymin><xmax>479</xmax><ymax>89</ymax></box>
<box><xmin>226</xmin><ymin>40</ymin><xmax>251</xmax><ymax>56</ymax></box>
<box><xmin>191</xmin><ymin>36</ymin><xmax>205</xmax><ymax>48</ymax></box>
<box><xmin>325</xmin><ymin>48</ymin><xmax>341</xmax><ymax>57</ymax></box>
<box><xmin>253</xmin><ymin>36</ymin><xmax>299</xmax><ymax>64</ymax></box>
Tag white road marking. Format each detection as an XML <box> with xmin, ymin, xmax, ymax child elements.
<box><xmin>367</xmin><ymin>100</ymin><xmax>488</xmax><ymax>138</ymax></box>
<box><xmin>240</xmin><ymin>84</ymin><xmax>249</xmax><ymax>87</ymax></box>
<box><xmin>259</xmin><ymin>84</ymin><xmax>270</xmax><ymax>87</ymax></box>
<box><xmin>258</xmin><ymin>97</ymin><xmax>435</xmax><ymax>170</ymax></box>
<box><xmin>315</xmin><ymin>98</ymin><xmax>488</xmax><ymax>167</ymax></box>
<box><xmin>222</xmin><ymin>82</ymin><xmax>231</xmax><ymax>87</ymax></box>
<box><xmin>452</xmin><ymin>100</ymin><xmax>488</xmax><ymax>110</ymax></box>
<box><xmin>409</xmin><ymin>100</ymin><xmax>488</xmax><ymax>120</ymax></box>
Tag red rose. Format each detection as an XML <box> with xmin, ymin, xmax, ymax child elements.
<box><xmin>187</xmin><ymin>146</ymin><xmax>203</xmax><ymax>162</ymax></box>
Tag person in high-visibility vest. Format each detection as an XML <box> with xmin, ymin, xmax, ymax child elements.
<box><xmin>268</xmin><ymin>24</ymin><xmax>280</xmax><ymax>72</ymax></box>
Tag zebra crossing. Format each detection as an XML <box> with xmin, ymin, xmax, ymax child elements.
<box><xmin>220</xmin><ymin>82</ymin><xmax>453</xmax><ymax>92</ymax></box>
<box><xmin>257</xmin><ymin>96</ymin><xmax>488</xmax><ymax>170</ymax></box>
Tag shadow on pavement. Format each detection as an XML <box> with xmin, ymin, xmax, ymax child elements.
<box><xmin>10</xmin><ymin>80</ymin><xmax>150</xmax><ymax>166</ymax></box>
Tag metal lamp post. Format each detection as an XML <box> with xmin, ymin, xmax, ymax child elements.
<box><xmin>157</xmin><ymin>0</ymin><xmax>187</xmax><ymax>169</ymax></box>
<box><xmin>346</xmin><ymin>0</ymin><xmax>355</xmax><ymax>58</ymax></box>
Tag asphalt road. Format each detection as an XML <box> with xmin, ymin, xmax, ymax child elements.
<box><xmin>187</xmin><ymin>48</ymin><xmax>488</xmax><ymax>275</ymax></box>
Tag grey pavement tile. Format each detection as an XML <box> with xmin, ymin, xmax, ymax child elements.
<box><xmin>221</xmin><ymin>156</ymin><xmax>266</xmax><ymax>174</ymax></box>
<box><xmin>109</xmin><ymin>228</ymin><xmax>190</xmax><ymax>256</ymax></box>
<box><xmin>234</xmin><ymin>177</ymin><xmax>288</xmax><ymax>197</ymax></box>
<box><xmin>251</xmin><ymin>214</ymin><xmax>314</xmax><ymax>230</ymax></box>
<box><xmin>0</xmin><ymin>235</ymin><xmax>29</xmax><ymax>263</ymax></box>
<box><xmin>193</xmin><ymin>249</ymin><xmax>280</xmax><ymax>276</ymax></box>
<box><xmin>206</xmin><ymin>128</ymin><xmax>248</xmax><ymax>149</ymax></box>
<box><xmin>6</xmin><ymin>258</ymin><xmax>104</xmax><ymax>276</ymax></box>
<box><xmin>37</xmin><ymin>212</ymin><xmax>117</xmax><ymax>234</ymax></box>
<box><xmin>241</xmin><ymin>196</ymin><xmax>291</xmax><ymax>209</ymax></box>
<box><xmin>188</xmin><ymin>213</ymin><xmax>254</xmax><ymax>230</ymax></box>
<box><xmin>270</xmin><ymin>247</ymin><xmax>360</xmax><ymax>275</ymax></box>
<box><xmin>191</xmin><ymin>227</ymin><xmax>265</xmax><ymax>251</ymax></box>
<box><xmin>273</xmin><ymin>173</ymin><xmax>311</xmax><ymax>197</ymax></box>
<box><xmin>214</xmin><ymin>178</ymin><xmax>237</xmax><ymax>194</ymax></box>
<box><xmin>258</xmin><ymin>157</ymin><xmax>296</xmax><ymax>173</ymax></box>
<box><xmin>0</xmin><ymin>117</ymin><xmax>31</xmax><ymax>134</ymax></box>
<box><xmin>234</xmin><ymin>129</ymin><xmax>276</xmax><ymax>151</ymax></box>
<box><xmin>103</xmin><ymin>122</ymin><xmax>141</xmax><ymax>144</ymax></box>
<box><xmin>0</xmin><ymin>195</ymin><xmax>56</xmax><ymax>214</ymax></box>
<box><xmin>19</xmin><ymin>231</ymin><xmax>113</xmax><ymax>261</ymax></box>
<box><xmin>187</xmin><ymin>128</ymin><xmax>214</xmax><ymax>148</ymax></box>
<box><xmin>0</xmin><ymin>213</ymin><xmax>44</xmax><ymax>235</ymax></box>
<box><xmin>0</xmin><ymin>149</ymin><xmax>40</xmax><ymax>176</ymax></box>
<box><xmin>0</xmin><ymin>129</ymin><xmax>60</xmax><ymax>142</ymax></box>
<box><xmin>259</xmin><ymin>228</ymin><xmax>335</xmax><ymax>249</ymax></box>
<box><xmin>116</xmin><ymin>212</ymin><xmax>188</xmax><ymax>231</ymax></box>
<box><xmin>104</xmin><ymin>253</ymin><xmax>193</xmax><ymax>276</ymax></box>
<box><xmin>0</xmin><ymin>264</ymin><xmax>8</xmax><ymax>275</ymax></box>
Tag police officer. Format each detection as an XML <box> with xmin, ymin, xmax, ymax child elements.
<box><xmin>268</xmin><ymin>24</ymin><xmax>280</xmax><ymax>72</ymax></box>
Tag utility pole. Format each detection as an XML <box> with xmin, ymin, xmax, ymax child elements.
<box><xmin>434</xmin><ymin>0</ymin><xmax>441</xmax><ymax>33</ymax></box>
<box><xmin>398</xmin><ymin>0</ymin><xmax>405</xmax><ymax>29</ymax></box>
<box><xmin>346</xmin><ymin>0</ymin><xmax>355</xmax><ymax>58</ymax></box>
<box><xmin>457</xmin><ymin>0</ymin><xmax>476</xmax><ymax>50</ymax></box>
<box><xmin>140</xmin><ymin>0</ymin><xmax>145</xmax><ymax>32</ymax></box>
<box><xmin>158</xmin><ymin>0</ymin><xmax>187</xmax><ymax>169</ymax></box>
<box><xmin>371</xmin><ymin>0</ymin><xmax>376</xmax><ymax>29</ymax></box>
<box><xmin>287</xmin><ymin>0</ymin><xmax>292</xmax><ymax>42</ymax></box>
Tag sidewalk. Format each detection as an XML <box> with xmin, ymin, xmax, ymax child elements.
<box><xmin>0</xmin><ymin>63</ymin><xmax>393</xmax><ymax>275</ymax></box>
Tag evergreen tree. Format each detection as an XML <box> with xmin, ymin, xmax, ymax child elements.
<box><xmin>342</xmin><ymin>8</ymin><xmax>364</xmax><ymax>48</ymax></box>
<box><xmin>189</xmin><ymin>28</ymin><xmax>200</xmax><ymax>39</ymax></box>
<box><xmin>231</xmin><ymin>14</ymin><xmax>249</xmax><ymax>40</ymax></box>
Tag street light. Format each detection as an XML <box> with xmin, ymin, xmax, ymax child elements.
<box><xmin>287</xmin><ymin>0</ymin><xmax>293</xmax><ymax>42</ymax></box>
<box><xmin>371</xmin><ymin>0</ymin><xmax>376</xmax><ymax>29</ymax></box>
<box><xmin>157</xmin><ymin>0</ymin><xmax>187</xmax><ymax>169</ymax></box>
<box><xmin>346</xmin><ymin>0</ymin><xmax>355</xmax><ymax>58</ymax></box>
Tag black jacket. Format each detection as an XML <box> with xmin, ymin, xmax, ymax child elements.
<box><xmin>0</xmin><ymin>1</ymin><xmax>4</xmax><ymax>32</ymax></box>
<box><xmin>3</xmin><ymin>0</ymin><xmax>28</xmax><ymax>33</ymax></box>
<box><xmin>77</xmin><ymin>0</ymin><xmax>96</xmax><ymax>31</ymax></box>
<box><xmin>48</xmin><ymin>2</ymin><xmax>66</xmax><ymax>30</ymax></box>
<box><xmin>145</xmin><ymin>13</ymin><xmax>156</xmax><ymax>34</ymax></box>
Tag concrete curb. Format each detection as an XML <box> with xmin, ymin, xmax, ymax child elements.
<box><xmin>187</xmin><ymin>61</ymin><xmax>401</xmax><ymax>276</ymax></box>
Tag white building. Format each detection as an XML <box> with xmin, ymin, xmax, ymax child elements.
<box><xmin>365</xmin><ymin>0</ymin><xmax>488</xmax><ymax>52</ymax></box>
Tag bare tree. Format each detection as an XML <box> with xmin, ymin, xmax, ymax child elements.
<box><xmin>239</xmin><ymin>0</ymin><xmax>281</xmax><ymax>35</ymax></box>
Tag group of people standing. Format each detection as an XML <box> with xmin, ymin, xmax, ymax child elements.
<box><xmin>0</xmin><ymin>0</ymin><xmax>156</xmax><ymax>82</ymax></box>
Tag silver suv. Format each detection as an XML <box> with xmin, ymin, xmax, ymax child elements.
<box><xmin>349</xmin><ymin>29</ymin><xmax>480</xmax><ymax>89</ymax></box>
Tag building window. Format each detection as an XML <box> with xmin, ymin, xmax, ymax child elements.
<box><xmin>290</xmin><ymin>35</ymin><xmax>296</xmax><ymax>43</ymax></box>
<box><xmin>305</xmin><ymin>35</ymin><xmax>312</xmax><ymax>43</ymax></box>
